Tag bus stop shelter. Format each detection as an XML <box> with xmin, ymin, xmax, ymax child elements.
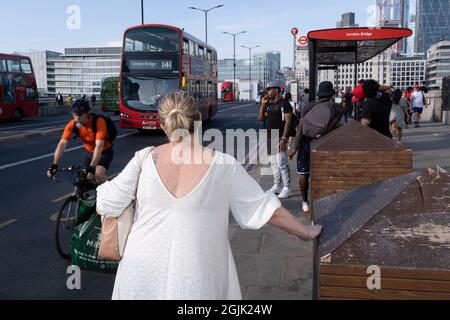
<box><xmin>307</xmin><ymin>27</ymin><xmax>413</xmax><ymax>100</ymax></box>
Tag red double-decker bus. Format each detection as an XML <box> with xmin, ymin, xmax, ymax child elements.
<box><xmin>119</xmin><ymin>24</ymin><xmax>218</xmax><ymax>130</ymax></box>
<box><xmin>221</xmin><ymin>81</ymin><xmax>240</xmax><ymax>102</ymax></box>
<box><xmin>0</xmin><ymin>53</ymin><xmax>39</xmax><ymax>121</ymax></box>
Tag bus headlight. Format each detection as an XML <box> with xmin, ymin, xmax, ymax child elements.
<box><xmin>120</xmin><ymin>112</ymin><xmax>131</xmax><ymax>119</ymax></box>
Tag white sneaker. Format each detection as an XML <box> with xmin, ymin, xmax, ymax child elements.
<box><xmin>278</xmin><ymin>187</ymin><xmax>291</xmax><ymax>199</ymax></box>
<box><xmin>302</xmin><ymin>202</ymin><xmax>310</xmax><ymax>213</ymax></box>
<box><xmin>270</xmin><ymin>185</ymin><xmax>283</xmax><ymax>194</ymax></box>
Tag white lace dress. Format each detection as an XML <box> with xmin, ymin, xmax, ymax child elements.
<box><xmin>96</xmin><ymin>148</ymin><xmax>281</xmax><ymax>300</ymax></box>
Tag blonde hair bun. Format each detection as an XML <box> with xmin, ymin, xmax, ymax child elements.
<box><xmin>158</xmin><ymin>92</ymin><xmax>201</xmax><ymax>142</ymax></box>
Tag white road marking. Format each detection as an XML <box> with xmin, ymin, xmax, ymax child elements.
<box><xmin>0</xmin><ymin>119</ymin><xmax>69</xmax><ymax>131</ymax></box>
<box><xmin>0</xmin><ymin>219</ymin><xmax>18</xmax><ymax>230</ymax></box>
<box><xmin>218</xmin><ymin>103</ymin><xmax>255</xmax><ymax>113</ymax></box>
<box><xmin>0</xmin><ymin>132</ymin><xmax>136</xmax><ymax>171</ymax></box>
<box><xmin>0</xmin><ymin>116</ymin><xmax>119</xmax><ymax>135</ymax></box>
<box><xmin>0</xmin><ymin>131</ymin><xmax>16</xmax><ymax>136</ymax></box>
<box><xmin>29</xmin><ymin>125</ymin><xmax>65</xmax><ymax>132</ymax></box>
<box><xmin>49</xmin><ymin>212</ymin><xmax>58</xmax><ymax>222</ymax></box>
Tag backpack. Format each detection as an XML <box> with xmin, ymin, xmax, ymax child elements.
<box><xmin>302</xmin><ymin>100</ymin><xmax>340</xmax><ymax>138</ymax></box>
<box><xmin>73</xmin><ymin>114</ymin><xmax>118</xmax><ymax>143</ymax></box>
<box><xmin>421</xmin><ymin>92</ymin><xmax>427</xmax><ymax>106</ymax></box>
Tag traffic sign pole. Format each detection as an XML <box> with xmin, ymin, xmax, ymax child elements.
<box><xmin>291</xmin><ymin>28</ymin><xmax>299</xmax><ymax>80</ymax></box>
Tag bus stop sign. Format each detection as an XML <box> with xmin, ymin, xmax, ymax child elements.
<box><xmin>298</xmin><ymin>36</ymin><xmax>308</xmax><ymax>46</ymax></box>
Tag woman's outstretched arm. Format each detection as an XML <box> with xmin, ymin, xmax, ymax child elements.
<box><xmin>269</xmin><ymin>207</ymin><xmax>322</xmax><ymax>241</ymax></box>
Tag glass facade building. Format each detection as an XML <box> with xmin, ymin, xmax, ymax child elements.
<box><xmin>415</xmin><ymin>0</ymin><xmax>450</xmax><ymax>53</ymax></box>
<box><xmin>218</xmin><ymin>51</ymin><xmax>283</xmax><ymax>86</ymax></box>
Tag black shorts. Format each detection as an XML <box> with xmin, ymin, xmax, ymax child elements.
<box><xmin>296</xmin><ymin>142</ymin><xmax>311</xmax><ymax>175</ymax></box>
<box><xmin>80</xmin><ymin>148</ymin><xmax>114</xmax><ymax>170</ymax></box>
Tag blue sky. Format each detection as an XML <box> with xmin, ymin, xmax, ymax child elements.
<box><xmin>1</xmin><ymin>0</ymin><xmax>378</xmax><ymax>66</ymax></box>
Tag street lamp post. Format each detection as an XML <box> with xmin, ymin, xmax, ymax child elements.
<box><xmin>189</xmin><ymin>5</ymin><xmax>224</xmax><ymax>43</ymax></box>
<box><xmin>223</xmin><ymin>31</ymin><xmax>247</xmax><ymax>102</ymax></box>
<box><xmin>242</xmin><ymin>45</ymin><xmax>260</xmax><ymax>101</ymax></box>
<box><xmin>141</xmin><ymin>0</ymin><xmax>144</xmax><ymax>25</ymax></box>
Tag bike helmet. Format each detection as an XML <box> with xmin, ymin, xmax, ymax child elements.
<box><xmin>72</xmin><ymin>98</ymin><xmax>91</xmax><ymax>115</ymax></box>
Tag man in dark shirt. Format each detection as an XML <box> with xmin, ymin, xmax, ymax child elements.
<box><xmin>289</xmin><ymin>81</ymin><xmax>342</xmax><ymax>213</ymax></box>
<box><xmin>361</xmin><ymin>80</ymin><xmax>393</xmax><ymax>138</ymax></box>
<box><xmin>259</xmin><ymin>82</ymin><xmax>293</xmax><ymax>199</ymax></box>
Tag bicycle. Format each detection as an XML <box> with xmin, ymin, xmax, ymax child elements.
<box><xmin>52</xmin><ymin>166</ymin><xmax>98</xmax><ymax>260</ymax></box>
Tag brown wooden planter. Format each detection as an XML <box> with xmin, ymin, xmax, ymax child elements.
<box><xmin>310</xmin><ymin>121</ymin><xmax>413</xmax><ymax>202</ymax></box>
<box><xmin>314</xmin><ymin>168</ymin><xmax>450</xmax><ymax>300</ymax></box>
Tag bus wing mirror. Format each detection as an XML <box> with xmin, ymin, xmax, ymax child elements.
<box><xmin>182</xmin><ymin>76</ymin><xmax>188</xmax><ymax>90</ymax></box>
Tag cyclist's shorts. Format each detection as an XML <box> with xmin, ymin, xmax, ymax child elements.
<box><xmin>81</xmin><ymin>148</ymin><xmax>114</xmax><ymax>170</ymax></box>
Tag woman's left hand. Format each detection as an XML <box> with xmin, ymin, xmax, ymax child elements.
<box><xmin>299</xmin><ymin>225</ymin><xmax>323</xmax><ymax>241</ymax></box>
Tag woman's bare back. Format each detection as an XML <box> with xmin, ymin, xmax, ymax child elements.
<box><xmin>152</xmin><ymin>143</ymin><xmax>216</xmax><ymax>200</ymax></box>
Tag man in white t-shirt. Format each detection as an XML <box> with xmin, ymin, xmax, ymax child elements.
<box><xmin>410</xmin><ymin>84</ymin><xmax>428</xmax><ymax>128</ymax></box>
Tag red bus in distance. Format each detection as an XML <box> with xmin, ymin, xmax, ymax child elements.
<box><xmin>0</xmin><ymin>53</ymin><xmax>39</xmax><ymax>121</ymax></box>
<box><xmin>119</xmin><ymin>24</ymin><xmax>218</xmax><ymax>130</ymax></box>
<box><xmin>221</xmin><ymin>81</ymin><xmax>239</xmax><ymax>102</ymax></box>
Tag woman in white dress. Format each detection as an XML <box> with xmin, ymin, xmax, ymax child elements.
<box><xmin>96</xmin><ymin>92</ymin><xmax>322</xmax><ymax>300</ymax></box>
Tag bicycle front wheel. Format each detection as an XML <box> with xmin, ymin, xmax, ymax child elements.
<box><xmin>55</xmin><ymin>196</ymin><xmax>78</xmax><ymax>260</ymax></box>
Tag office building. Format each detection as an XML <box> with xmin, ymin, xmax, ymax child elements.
<box><xmin>415</xmin><ymin>0</ymin><xmax>450</xmax><ymax>53</ymax></box>
<box><xmin>391</xmin><ymin>54</ymin><xmax>426</xmax><ymax>89</ymax></box>
<box><xmin>320</xmin><ymin>47</ymin><xmax>395</xmax><ymax>90</ymax></box>
<box><xmin>336</xmin><ymin>12</ymin><xmax>359</xmax><ymax>28</ymax></box>
<box><xmin>49</xmin><ymin>47</ymin><xmax>121</xmax><ymax>97</ymax></box>
<box><xmin>426</xmin><ymin>40</ymin><xmax>450</xmax><ymax>90</ymax></box>
<box><xmin>376</xmin><ymin>0</ymin><xmax>411</xmax><ymax>53</ymax></box>
<box><xmin>264</xmin><ymin>51</ymin><xmax>281</xmax><ymax>73</ymax></box>
<box><xmin>15</xmin><ymin>50</ymin><xmax>62</xmax><ymax>94</ymax></box>
<box><xmin>218</xmin><ymin>51</ymin><xmax>283</xmax><ymax>87</ymax></box>
<box><xmin>294</xmin><ymin>45</ymin><xmax>310</xmax><ymax>89</ymax></box>
<box><xmin>406</xmin><ymin>12</ymin><xmax>417</xmax><ymax>54</ymax></box>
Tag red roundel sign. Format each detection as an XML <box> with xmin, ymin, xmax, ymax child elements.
<box><xmin>298</xmin><ymin>36</ymin><xmax>308</xmax><ymax>46</ymax></box>
<box><xmin>291</xmin><ymin>28</ymin><xmax>299</xmax><ymax>36</ymax></box>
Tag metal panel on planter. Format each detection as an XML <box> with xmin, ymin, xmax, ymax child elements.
<box><xmin>314</xmin><ymin>168</ymin><xmax>450</xmax><ymax>300</ymax></box>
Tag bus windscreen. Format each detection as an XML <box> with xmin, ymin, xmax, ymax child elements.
<box><xmin>124</xmin><ymin>27</ymin><xmax>180</xmax><ymax>53</ymax></box>
<box><xmin>121</xmin><ymin>75</ymin><xmax>179</xmax><ymax>111</ymax></box>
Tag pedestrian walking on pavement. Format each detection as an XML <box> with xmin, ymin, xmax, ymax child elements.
<box><xmin>342</xmin><ymin>87</ymin><xmax>353</xmax><ymax>124</ymax></box>
<box><xmin>91</xmin><ymin>94</ymin><xmax>97</xmax><ymax>107</ymax></box>
<box><xmin>65</xmin><ymin>94</ymin><xmax>73</xmax><ymax>106</ymax></box>
<box><xmin>361</xmin><ymin>80</ymin><xmax>393</xmax><ymax>138</ymax></box>
<box><xmin>55</xmin><ymin>92</ymin><xmax>64</xmax><ymax>106</ymax></box>
<box><xmin>410</xmin><ymin>84</ymin><xmax>428</xmax><ymax>128</ymax></box>
<box><xmin>258</xmin><ymin>82</ymin><xmax>293</xmax><ymax>199</ymax></box>
<box><xmin>300</xmin><ymin>88</ymin><xmax>310</xmax><ymax>111</ymax></box>
<box><xmin>402</xmin><ymin>90</ymin><xmax>411</xmax><ymax>128</ymax></box>
<box><xmin>283</xmin><ymin>93</ymin><xmax>299</xmax><ymax>149</ymax></box>
<box><xmin>289</xmin><ymin>81</ymin><xmax>342</xmax><ymax>214</ymax></box>
<box><xmin>352</xmin><ymin>79</ymin><xmax>365</xmax><ymax>121</ymax></box>
<box><xmin>96</xmin><ymin>92</ymin><xmax>322</xmax><ymax>300</ymax></box>
<box><xmin>390</xmin><ymin>89</ymin><xmax>408</xmax><ymax>142</ymax></box>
